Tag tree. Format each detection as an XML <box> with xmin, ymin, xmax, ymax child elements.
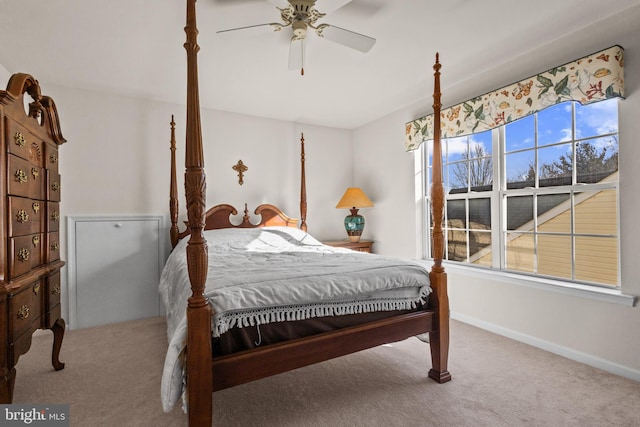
<box><xmin>517</xmin><ymin>136</ymin><xmax>618</xmax><ymax>183</ymax></box>
<box><xmin>451</xmin><ymin>144</ymin><xmax>493</xmax><ymax>189</ymax></box>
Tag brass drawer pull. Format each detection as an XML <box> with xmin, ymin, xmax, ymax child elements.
<box><xmin>32</xmin><ymin>235</ymin><xmax>40</xmax><ymax>247</ymax></box>
<box><xmin>18</xmin><ymin>248</ymin><xmax>30</xmax><ymax>262</ymax></box>
<box><xmin>15</xmin><ymin>132</ymin><xmax>26</xmax><ymax>147</ymax></box>
<box><xmin>52</xmin><ymin>284</ymin><xmax>61</xmax><ymax>296</ymax></box>
<box><xmin>15</xmin><ymin>169</ymin><xmax>28</xmax><ymax>184</ymax></box>
<box><xmin>32</xmin><ymin>202</ymin><xmax>40</xmax><ymax>213</ymax></box>
<box><xmin>33</xmin><ymin>283</ymin><xmax>40</xmax><ymax>295</ymax></box>
<box><xmin>50</xmin><ymin>242</ymin><xmax>59</xmax><ymax>252</ymax></box>
<box><xmin>50</xmin><ymin>153</ymin><xmax>58</xmax><ymax>164</ymax></box>
<box><xmin>31</xmin><ymin>167</ymin><xmax>39</xmax><ymax>179</ymax></box>
<box><xmin>16</xmin><ymin>209</ymin><xmax>29</xmax><ymax>223</ymax></box>
<box><xmin>17</xmin><ymin>305</ymin><xmax>30</xmax><ymax>320</ymax></box>
<box><xmin>51</xmin><ymin>211</ymin><xmax>60</xmax><ymax>222</ymax></box>
<box><xmin>51</xmin><ymin>182</ymin><xmax>60</xmax><ymax>192</ymax></box>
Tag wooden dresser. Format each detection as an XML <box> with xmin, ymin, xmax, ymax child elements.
<box><xmin>323</xmin><ymin>239</ymin><xmax>374</xmax><ymax>253</ymax></box>
<box><xmin>0</xmin><ymin>74</ymin><xmax>66</xmax><ymax>403</ymax></box>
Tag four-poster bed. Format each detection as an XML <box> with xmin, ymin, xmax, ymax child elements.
<box><xmin>168</xmin><ymin>1</ymin><xmax>450</xmax><ymax>425</ymax></box>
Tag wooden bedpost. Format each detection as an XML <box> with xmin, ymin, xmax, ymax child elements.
<box><xmin>169</xmin><ymin>115</ymin><xmax>179</xmax><ymax>248</ymax></box>
<box><xmin>300</xmin><ymin>133</ymin><xmax>308</xmax><ymax>232</ymax></box>
<box><xmin>427</xmin><ymin>53</ymin><xmax>452</xmax><ymax>384</ymax></box>
<box><xmin>184</xmin><ymin>0</ymin><xmax>213</xmax><ymax>425</ymax></box>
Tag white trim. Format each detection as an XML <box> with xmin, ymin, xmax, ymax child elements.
<box><xmin>442</xmin><ymin>261</ymin><xmax>636</xmax><ymax>306</ymax></box>
<box><xmin>452</xmin><ymin>311</ymin><xmax>640</xmax><ymax>383</ymax></box>
<box><xmin>66</xmin><ymin>214</ymin><xmax>170</xmax><ymax>329</ymax></box>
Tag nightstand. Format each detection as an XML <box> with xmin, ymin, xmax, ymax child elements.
<box><xmin>323</xmin><ymin>240</ymin><xmax>374</xmax><ymax>253</ymax></box>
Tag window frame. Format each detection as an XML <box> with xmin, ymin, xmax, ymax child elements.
<box><xmin>420</xmin><ymin>99</ymin><xmax>622</xmax><ymax>291</ymax></box>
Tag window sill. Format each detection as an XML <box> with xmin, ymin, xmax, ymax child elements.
<box><xmin>420</xmin><ymin>260</ymin><xmax>637</xmax><ymax>307</ymax></box>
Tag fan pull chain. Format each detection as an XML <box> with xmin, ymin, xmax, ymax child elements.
<box><xmin>301</xmin><ymin>67</ymin><xmax>304</xmax><ymax>76</ymax></box>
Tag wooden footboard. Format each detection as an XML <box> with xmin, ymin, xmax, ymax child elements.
<box><xmin>212</xmin><ymin>311</ymin><xmax>435</xmax><ymax>390</ymax></box>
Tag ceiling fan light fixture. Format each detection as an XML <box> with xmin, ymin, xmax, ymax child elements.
<box><xmin>292</xmin><ymin>20</ymin><xmax>307</xmax><ymax>38</ymax></box>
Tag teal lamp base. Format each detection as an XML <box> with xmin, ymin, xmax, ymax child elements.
<box><xmin>344</xmin><ymin>208</ymin><xmax>365</xmax><ymax>242</ymax></box>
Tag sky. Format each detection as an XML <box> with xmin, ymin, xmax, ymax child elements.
<box><xmin>436</xmin><ymin>98</ymin><xmax>619</xmax><ymax>189</ymax></box>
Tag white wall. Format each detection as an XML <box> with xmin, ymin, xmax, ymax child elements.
<box><xmin>0</xmin><ymin>75</ymin><xmax>354</xmax><ymax>322</ymax></box>
<box><xmin>42</xmin><ymin>85</ymin><xmax>352</xmax><ymax>236</ymax></box>
<box><xmin>354</xmin><ymin>5</ymin><xmax>640</xmax><ymax>378</ymax></box>
<box><xmin>0</xmin><ymin>63</ymin><xmax>10</xmax><ymax>86</ymax></box>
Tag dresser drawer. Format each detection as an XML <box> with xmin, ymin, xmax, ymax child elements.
<box><xmin>5</xmin><ymin>118</ymin><xmax>44</xmax><ymax>166</ymax></box>
<box><xmin>8</xmin><ymin>280</ymin><xmax>43</xmax><ymax>341</ymax></box>
<box><xmin>8</xmin><ymin>234</ymin><xmax>43</xmax><ymax>278</ymax></box>
<box><xmin>46</xmin><ymin>271</ymin><xmax>61</xmax><ymax>310</ymax></box>
<box><xmin>8</xmin><ymin>196</ymin><xmax>44</xmax><ymax>237</ymax></box>
<box><xmin>47</xmin><ymin>232</ymin><xmax>60</xmax><ymax>263</ymax></box>
<box><xmin>48</xmin><ymin>202</ymin><xmax>61</xmax><ymax>232</ymax></box>
<box><xmin>44</xmin><ymin>142</ymin><xmax>59</xmax><ymax>173</ymax></box>
<box><xmin>47</xmin><ymin>170</ymin><xmax>61</xmax><ymax>202</ymax></box>
<box><xmin>8</xmin><ymin>235</ymin><xmax>36</xmax><ymax>277</ymax></box>
<box><xmin>7</xmin><ymin>154</ymin><xmax>45</xmax><ymax>200</ymax></box>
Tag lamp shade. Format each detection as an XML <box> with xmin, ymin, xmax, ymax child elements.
<box><xmin>335</xmin><ymin>188</ymin><xmax>374</xmax><ymax>209</ymax></box>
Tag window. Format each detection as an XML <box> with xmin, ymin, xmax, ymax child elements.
<box><xmin>422</xmin><ymin>98</ymin><xmax>619</xmax><ymax>288</ymax></box>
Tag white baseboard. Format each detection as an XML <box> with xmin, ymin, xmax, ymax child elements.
<box><xmin>451</xmin><ymin>312</ymin><xmax>640</xmax><ymax>383</ymax></box>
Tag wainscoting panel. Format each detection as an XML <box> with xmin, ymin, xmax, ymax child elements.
<box><xmin>67</xmin><ymin>215</ymin><xmax>169</xmax><ymax>329</ymax></box>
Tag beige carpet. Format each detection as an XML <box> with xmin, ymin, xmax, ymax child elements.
<box><xmin>12</xmin><ymin>317</ymin><xmax>640</xmax><ymax>427</ymax></box>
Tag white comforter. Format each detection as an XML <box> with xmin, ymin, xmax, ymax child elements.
<box><xmin>159</xmin><ymin>226</ymin><xmax>430</xmax><ymax>411</ymax></box>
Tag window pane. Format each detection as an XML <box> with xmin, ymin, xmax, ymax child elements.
<box><xmin>470</xmin><ymin>130</ymin><xmax>493</xmax><ymax>157</ymax></box>
<box><xmin>575</xmin><ymin>138</ymin><xmax>618</xmax><ymax>184</ymax></box>
<box><xmin>447</xmin><ymin>199</ymin><xmax>466</xmax><ymax>229</ymax></box>
<box><xmin>538</xmin><ymin>102</ymin><xmax>572</xmax><ymax>146</ymax></box>
<box><xmin>537</xmin><ymin>234</ymin><xmax>572</xmax><ymax>279</ymax></box>
<box><xmin>446</xmin><ymin>136</ymin><xmax>467</xmax><ymax>163</ymax></box>
<box><xmin>506</xmin><ymin>150</ymin><xmax>535</xmax><ymax>188</ymax></box>
<box><xmin>575</xmin><ymin>236</ymin><xmax>618</xmax><ymax>286</ymax></box>
<box><xmin>505</xmin><ymin>114</ymin><xmax>534</xmax><ymax>152</ymax></box>
<box><xmin>447</xmin><ymin>229</ymin><xmax>467</xmax><ymax>262</ymax></box>
<box><xmin>447</xmin><ymin>162</ymin><xmax>468</xmax><ymax>192</ymax></box>
<box><xmin>537</xmin><ymin>193</ymin><xmax>571</xmax><ymax>234</ymax></box>
<box><xmin>469</xmin><ymin>230</ymin><xmax>491</xmax><ymax>266</ymax></box>
<box><xmin>505</xmin><ymin>232</ymin><xmax>534</xmax><ymax>273</ymax></box>
<box><xmin>506</xmin><ymin>195</ymin><xmax>533</xmax><ymax>231</ymax></box>
<box><xmin>576</xmin><ymin>98</ymin><xmax>618</xmax><ymax>139</ymax></box>
<box><xmin>468</xmin><ymin>157</ymin><xmax>493</xmax><ymax>190</ymax></box>
<box><xmin>574</xmin><ymin>190</ymin><xmax>617</xmax><ymax>235</ymax></box>
<box><xmin>538</xmin><ymin>143</ymin><xmax>572</xmax><ymax>187</ymax></box>
<box><xmin>469</xmin><ymin>198</ymin><xmax>491</xmax><ymax>229</ymax></box>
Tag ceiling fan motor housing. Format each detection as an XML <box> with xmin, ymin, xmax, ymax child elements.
<box><xmin>289</xmin><ymin>0</ymin><xmax>317</xmax><ymax>15</ymax></box>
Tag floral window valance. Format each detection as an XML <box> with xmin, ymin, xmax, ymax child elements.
<box><xmin>405</xmin><ymin>45</ymin><xmax>625</xmax><ymax>151</ymax></box>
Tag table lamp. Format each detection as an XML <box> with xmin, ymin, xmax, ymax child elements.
<box><xmin>335</xmin><ymin>187</ymin><xmax>374</xmax><ymax>242</ymax></box>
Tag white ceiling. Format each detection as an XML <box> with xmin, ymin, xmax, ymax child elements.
<box><xmin>1</xmin><ymin>0</ymin><xmax>639</xmax><ymax>129</ymax></box>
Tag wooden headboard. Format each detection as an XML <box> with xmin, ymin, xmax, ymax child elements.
<box><xmin>168</xmin><ymin>117</ymin><xmax>307</xmax><ymax>247</ymax></box>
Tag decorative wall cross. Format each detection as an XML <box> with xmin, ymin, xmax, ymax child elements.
<box><xmin>232</xmin><ymin>160</ymin><xmax>248</xmax><ymax>185</ymax></box>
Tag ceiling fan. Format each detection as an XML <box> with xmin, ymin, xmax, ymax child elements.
<box><xmin>217</xmin><ymin>0</ymin><xmax>376</xmax><ymax>75</ymax></box>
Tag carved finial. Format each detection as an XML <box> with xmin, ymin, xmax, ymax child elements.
<box><xmin>232</xmin><ymin>160</ymin><xmax>248</xmax><ymax>185</ymax></box>
<box><xmin>242</xmin><ymin>203</ymin><xmax>251</xmax><ymax>224</ymax></box>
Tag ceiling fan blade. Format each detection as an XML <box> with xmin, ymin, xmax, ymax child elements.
<box><xmin>316</xmin><ymin>0</ymin><xmax>353</xmax><ymax>14</ymax></box>
<box><xmin>320</xmin><ymin>24</ymin><xmax>375</xmax><ymax>53</ymax></box>
<box><xmin>288</xmin><ymin>37</ymin><xmax>306</xmax><ymax>73</ymax></box>
<box><xmin>217</xmin><ymin>23</ymin><xmax>279</xmax><ymax>36</ymax></box>
<box><xmin>266</xmin><ymin>0</ymin><xmax>290</xmax><ymax>7</ymax></box>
